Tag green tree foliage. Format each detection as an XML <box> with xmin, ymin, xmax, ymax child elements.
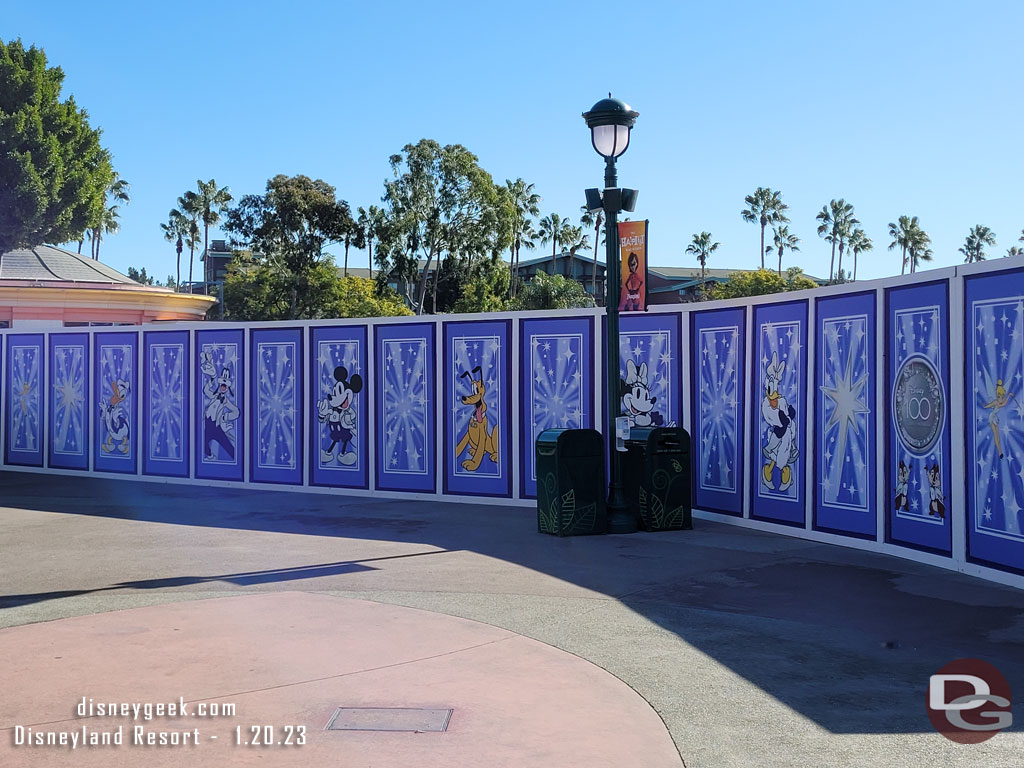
<box><xmin>0</xmin><ymin>39</ymin><xmax>114</xmax><ymax>253</ymax></box>
<box><xmin>223</xmin><ymin>174</ymin><xmax>354</xmax><ymax>318</ymax></box>
<box><xmin>769</xmin><ymin>225</ymin><xmax>800</xmax><ymax>276</ymax></box>
<box><xmin>848</xmin><ymin>228</ymin><xmax>872</xmax><ymax>281</ymax></box>
<box><xmin>195</xmin><ymin>179</ymin><xmax>232</xmax><ymax>279</ymax></box>
<box><xmin>711</xmin><ymin>267</ymin><xmax>818</xmax><ymax>299</ymax></box>
<box><xmin>741</xmin><ymin>187</ymin><xmax>789</xmax><ymax>270</ymax></box>
<box><xmin>815</xmin><ymin>199</ymin><xmax>858</xmax><ymax>282</ymax></box>
<box><xmin>536</xmin><ymin>212</ymin><xmax>574</xmax><ymax>274</ymax></box>
<box><xmin>127</xmin><ymin>266</ymin><xmax>155</xmax><ymax>285</ymax></box>
<box><xmin>506</xmin><ymin>178</ymin><xmax>541</xmax><ymax>297</ymax></box>
<box><xmin>887</xmin><ymin>215</ymin><xmax>929</xmax><ymax>275</ymax></box>
<box><xmin>453</xmin><ymin>253</ymin><xmax>512</xmax><ymax>314</ymax></box>
<box><xmin>375</xmin><ymin>139</ymin><xmax>513</xmax><ymax>314</ymax></box>
<box><xmin>510</xmin><ymin>271</ymin><xmax>595</xmax><ymax>311</ymax></box>
<box><xmin>334</xmin><ymin>275</ymin><xmax>412</xmax><ymax>318</ymax></box>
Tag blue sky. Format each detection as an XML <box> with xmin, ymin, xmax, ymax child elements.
<box><xmin>8</xmin><ymin>1</ymin><xmax>1024</xmax><ymax>281</ymax></box>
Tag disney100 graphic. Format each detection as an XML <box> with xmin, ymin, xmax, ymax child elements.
<box><xmin>98</xmin><ymin>344</ymin><xmax>132</xmax><ymax>456</ymax></box>
<box><xmin>972</xmin><ymin>296</ymin><xmax>1024</xmax><ymax>541</ymax></box>
<box><xmin>199</xmin><ymin>346</ymin><xmax>240</xmax><ymax>461</ymax></box>
<box><xmin>759</xmin><ymin>325</ymin><xmax>802</xmax><ymax>495</ymax></box>
<box><xmin>892</xmin><ymin>307</ymin><xmax>947</xmax><ymax>520</ymax></box>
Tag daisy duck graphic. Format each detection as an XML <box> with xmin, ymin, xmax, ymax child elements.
<box><xmin>761</xmin><ymin>351</ymin><xmax>799</xmax><ymax>491</ymax></box>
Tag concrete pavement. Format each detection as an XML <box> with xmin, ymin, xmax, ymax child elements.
<box><xmin>2</xmin><ymin>470</ymin><xmax>1024</xmax><ymax>767</ymax></box>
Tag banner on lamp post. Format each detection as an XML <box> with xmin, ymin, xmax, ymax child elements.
<box><xmin>617</xmin><ymin>219</ymin><xmax>648</xmax><ymax>312</ymax></box>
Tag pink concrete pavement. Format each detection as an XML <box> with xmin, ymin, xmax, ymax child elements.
<box><xmin>0</xmin><ymin>592</ymin><xmax>682</xmax><ymax>767</ymax></box>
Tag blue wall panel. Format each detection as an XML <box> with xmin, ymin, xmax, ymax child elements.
<box><xmin>143</xmin><ymin>330</ymin><xmax>190</xmax><ymax>478</ymax></box>
<box><xmin>964</xmin><ymin>268</ymin><xmax>1024</xmax><ymax>574</ymax></box>
<box><xmin>443</xmin><ymin>319</ymin><xmax>512</xmax><ymax>498</ymax></box>
<box><xmin>750</xmin><ymin>301</ymin><xmax>808</xmax><ymax>526</ymax></box>
<box><xmin>374</xmin><ymin>323</ymin><xmax>436</xmax><ymax>493</ymax></box>
<box><xmin>195</xmin><ymin>328</ymin><xmax>245</xmax><ymax>482</ymax></box>
<box><xmin>250</xmin><ymin>327</ymin><xmax>303</xmax><ymax>485</ymax></box>
<box><xmin>48</xmin><ymin>333</ymin><xmax>89</xmax><ymax>471</ymax></box>
<box><xmin>885</xmin><ymin>281</ymin><xmax>952</xmax><ymax>554</ymax></box>
<box><xmin>93</xmin><ymin>332</ymin><xmax>138</xmax><ymax>474</ymax></box>
<box><xmin>310</xmin><ymin>325</ymin><xmax>368</xmax><ymax>489</ymax></box>
<box><xmin>813</xmin><ymin>292</ymin><xmax>877</xmax><ymax>538</ymax></box>
<box><xmin>6</xmin><ymin>334</ymin><xmax>45</xmax><ymax>467</ymax></box>
<box><xmin>519</xmin><ymin>316</ymin><xmax>595</xmax><ymax>499</ymax></box>
<box><xmin>691</xmin><ymin>307</ymin><xmax>746</xmax><ymax>516</ymax></box>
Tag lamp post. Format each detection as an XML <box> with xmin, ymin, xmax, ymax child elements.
<box><xmin>582</xmin><ymin>96</ymin><xmax>639</xmax><ymax>534</ymax></box>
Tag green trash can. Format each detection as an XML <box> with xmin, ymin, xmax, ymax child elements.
<box><xmin>535</xmin><ymin>428</ymin><xmax>607</xmax><ymax>536</ymax></box>
<box><xmin>623</xmin><ymin>427</ymin><xmax>692</xmax><ymax>531</ymax></box>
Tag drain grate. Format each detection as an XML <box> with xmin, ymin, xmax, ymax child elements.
<box><xmin>325</xmin><ymin>707</ymin><xmax>452</xmax><ymax>732</ymax></box>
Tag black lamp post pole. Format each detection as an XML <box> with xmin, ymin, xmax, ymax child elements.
<box><xmin>603</xmin><ymin>155</ymin><xmax>634</xmax><ymax>533</ymax></box>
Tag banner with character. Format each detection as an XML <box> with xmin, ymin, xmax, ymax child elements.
<box><xmin>617</xmin><ymin>219</ymin><xmax>649</xmax><ymax>312</ymax></box>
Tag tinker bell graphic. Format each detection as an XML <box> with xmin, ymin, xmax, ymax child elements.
<box><xmin>982</xmin><ymin>379</ymin><xmax>1018</xmax><ymax>460</ymax></box>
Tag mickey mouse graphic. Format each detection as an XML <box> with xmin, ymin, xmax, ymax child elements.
<box><xmin>317</xmin><ymin>365</ymin><xmax>362</xmax><ymax>465</ymax></box>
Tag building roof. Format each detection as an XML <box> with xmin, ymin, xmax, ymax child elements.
<box><xmin>0</xmin><ymin>245</ymin><xmax>143</xmax><ymax>285</ymax></box>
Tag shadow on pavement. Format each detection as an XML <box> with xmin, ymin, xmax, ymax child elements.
<box><xmin>2</xmin><ymin>470</ymin><xmax>1023</xmax><ymax>736</ymax></box>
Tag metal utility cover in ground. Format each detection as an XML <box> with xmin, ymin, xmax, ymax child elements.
<box><xmin>325</xmin><ymin>707</ymin><xmax>452</xmax><ymax>732</ymax></box>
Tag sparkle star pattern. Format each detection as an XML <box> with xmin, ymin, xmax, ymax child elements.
<box><xmin>382</xmin><ymin>338</ymin><xmax>429</xmax><ymax>475</ymax></box>
<box><xmin>819</xmin><ymin>315</ymin><xmax>871</xmax><ymax>511</ymax></box>
<box><xmin>697</xmin><ymin>325</ymin><xmax>740</xmax><ymax>493</ymax></box>
<box><xmin>527</xmin><ymin>330</ymin><xmax>585</xmax><ymax>484</ymax></box>
<box><xmin>970</xmin><ymin>296</ymin><xmax>1024</xmax><ymax>541</ymax></box>
<box><xmin>10</xmin><ymin>343</ymin><xmax>41</xmax><ymax>454</ymax></box>
<box><xmin>148</xmin><ymin>343</ymin><xmax>184</xmax><ymax>462</ymax></box>
<box><xmin>52</xmin><ymin>344</ymin><xmax>86</xmax><ymax>457</ymax></box>
<box><xmin>256</xmin><ymin>341</ymin><xmax>298</xmax><ymax>471</ymax></box>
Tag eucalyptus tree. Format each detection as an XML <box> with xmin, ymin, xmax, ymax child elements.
<box><xmin>580</xmin><ymin>206</ymin><xmax>604</xmax><ymax>296</ymax></box>
<box><xmin>958</xmin><ymin>225</ymin><xmax>996</xmax><ymax>263</ymax></box>
<box><xmin>377</xmin><ymin>140</ymin><xmax>513</xmax><ymax>314</ymax></box>
<box><xmin>848</xmin><ymin>228</ymin><xmax>872</xmax><ymax>281</ymax></box>
<box><xmin>537</xmin><ymin>212</ymin><xmax>574</xmax><ymax>275</ymax></box>
<box><xmin>506</xmin><ymin>178</ymin><xmax>541</xmax><ymax>296</ymax></box>
<box><xmin>768</xmin><ymin>225</ymin><xmax>800</xmax><ymax>276</ymax></box>
<box><xmin>816</xmin><ymin>199</ymin><xmax>856</xmax><ymax>282</ymax></box>
<box><xmin>685</xmin><ymin>231</ymin><xmax>720</xmax><ymax>298</ymax></box>
<box><xmin>741</xmin><ymin>187</ymin><xmax>789</xmax><ymax>269</ymax></box>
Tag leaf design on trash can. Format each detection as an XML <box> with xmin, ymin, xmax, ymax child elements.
<box><xmin>651</xmin><ymin>494</ymin><xmax>666</xmax><ymax>527</ymax></box>
<box><xmin>570</xmin><ymin>503</ymin><xmax>597</xmax><ymax>534</ymax></box>
<box><xmin>638</xmin><ymin>484</ymin><xmax>647</xmax><ymax>512</ymax></box>
<box><xmin>560</xmin><ymin>489</ymin><xmax>575</xmax><ymax>534</ymax></box>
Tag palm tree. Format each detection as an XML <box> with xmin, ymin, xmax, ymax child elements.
<box><xmin>563</xmin><ymin>225</ymin><xmax>590</xmax><ymax>264</ymax></box>
<box><xmin>1007</xmin><ymin>246</ymin><xmax>1023</xmax><ymax>258</ymax></box>
<box><xmin>848</xmin><ymin>229</ymin><xmax>872</xmax><ymax>281</ymax></box>
<box><xmin>159</xmin><ymin>209</ymin><xmax>190</xmax><ymax>290</ymax></box>
<box><xmin>537</xmin><ymin>213</ymin><xmax>573</xmax><ymax>275</ymax></box>
<box><xmin>195</xmin><ymin>179</ymin><xmax>233</xmax><ymax>284</ymax></box>
<box><xmin>580</xmin><ymin>206</ymin><xmax>604</xmax><ymax>298</ymax></box>
<box><xmin>907</xmin><ymin>223</ymin><xmax>932</xmax><ymax>273</ymax></box>
<box><xmin>817</xmin><ymin>199</ymin><xmax>856</xmax><ymax>282</ymax></box>
<box><xmin>958</xmin><ymin>225</ymin><xmax>996</xmax><ymax>263</ymax></box>
<box><xmin>766</xmin><ymin>225</ymin><xmax>799</xmax><ymax>276</ymax></box>
<box><xmin>89</xmin><ymin>173</ymin><xmax>131</xmax><ymax>259</ymax></box>
<box><xmin>741</xmin><ymin>187</ymin><xmax>789</xmax><ymax>269</ymax></box>
<box><xmin>887</xmin><ymin>216</ymin><xmax>918</xmax><ymax>275</ymax></box>
<box><xmin>178</xmin><ymin>191</ymin><xmax>203</xmax><ymax>292</ymax></box>
<box><xmin>685</xmin><ymin>231</ymin><xmax>720</xmax><ymax>299</ymax></box>
<box><xmin>506</xmin><ymin>179</ymin><xmax>541</xmax><ymax>296</ymax></box>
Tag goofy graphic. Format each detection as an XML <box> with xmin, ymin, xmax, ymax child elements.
<box><xmin>200</xmin><ymin>349</ymin><xmax>240</xmax><ymax>461</ymax></box>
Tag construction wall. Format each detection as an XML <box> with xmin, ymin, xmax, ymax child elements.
<box><xmin>2</xmin><ymin>258</ymin><xmax>1022</xmax><ymax>587</ymax></box>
